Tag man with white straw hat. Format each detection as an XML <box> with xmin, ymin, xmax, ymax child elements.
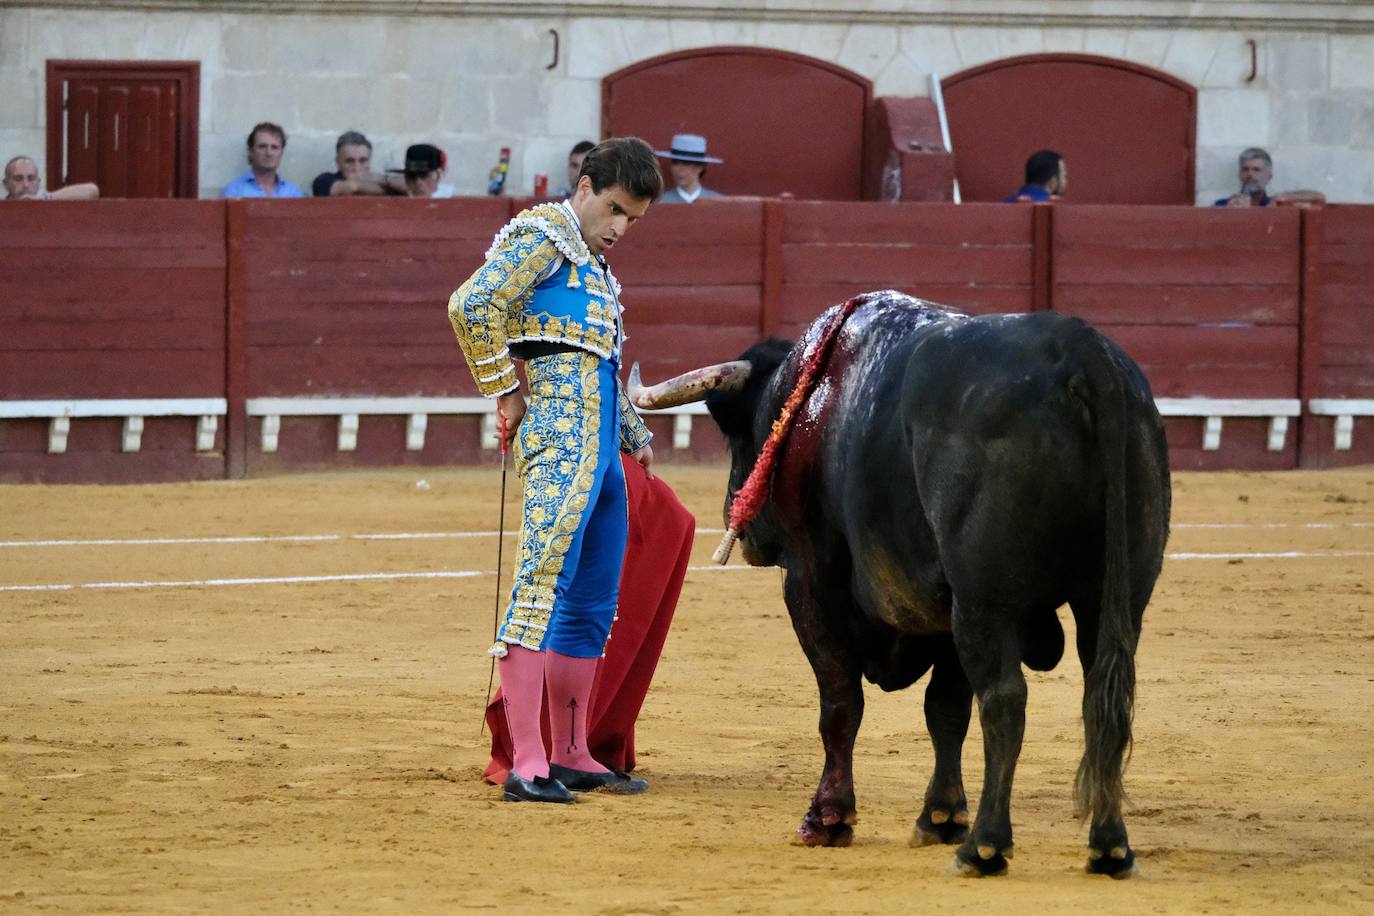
<box><xmin>655</xmin><ymin>133</ymin><xmax>724</xmax><ymax>204</ymax></box>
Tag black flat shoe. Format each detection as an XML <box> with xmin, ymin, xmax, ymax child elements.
<box><xmin>502</xmin><ymin>772</ymin><xmax>575</xmax><ymax>804</ymax></box>
<box><xmin>548</xmin><ymin>763</ymin><xmax>648</xmax><ymax>795</ymax></box>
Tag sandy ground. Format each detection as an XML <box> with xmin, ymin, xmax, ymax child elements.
<box><xmin>2</xmin><ymin>463</ymin><xmax>1373</xmax><ymax>914</ymax></box>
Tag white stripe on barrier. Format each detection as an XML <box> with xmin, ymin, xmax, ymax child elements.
<box><xmin>1</xmin><ymin>550</ymin><xmax>1371</xmax><ymax>593</ymax></box>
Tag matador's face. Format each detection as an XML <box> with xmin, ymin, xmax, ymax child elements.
<box><xmin>570</xmin><ymin>176</ymin><xmax>652</xmax><ymax>257</ymax></box>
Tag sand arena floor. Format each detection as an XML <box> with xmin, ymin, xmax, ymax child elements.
<box><xmin>1</xmin><ymin>464</ymin><xmax>1372</xmax><ymax>914</ymax></box>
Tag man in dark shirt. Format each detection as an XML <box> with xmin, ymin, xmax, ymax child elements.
<box><xmin>554</xmin><ymin>140</ymin><xmax>596</xmax><ymax>198</ymax></box>
<box><xmin>1002</xmin><ymin>150</ymin><xmax>1065</xmax><ymax>203</ymax></box>
<box><xmin>1214</xmin><ymin>147</ymin><xmax>1274</xmax><ymax>208</ymax></box>
<box><xmin>312</xmin><ymin>131</ymin><xmax>404</xmax><ymax>197</ymax></box>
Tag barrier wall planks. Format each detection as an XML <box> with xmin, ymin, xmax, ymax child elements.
<box><xmin>611</xmin><ymin>200</ymin><xmax>765</xmax><ymax>377</ymax></box>
<box><xmin>1310</xmin><ymin>205</ymin><xmax>1374</xmax><ymax>466</ymax></box>
<box><xmin>1054</xmin><ymin>206</ymin><xmax>1303</xmax><ymax>469</ymax></box>
<box><xmin>0</xmin><ymin>201</ymin><xmax>227</xmax><ymax>482</ymax></box>
<box><xmin>238</xmin><ymin>197</ymin><xmax>507</xmax><ymax>471</ymax></box>
<box><xmin>778</xmin><ymin>202</ymin><xmax>1035</xmax><ymax>339</ymax></box>
<box><xmin>3</xmin><ymin>199</ymin><xmax>1372</xmax><ymax>481</ymax></box>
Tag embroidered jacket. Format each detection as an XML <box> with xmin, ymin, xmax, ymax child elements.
<box><xmin>448</xmin><ymin>202</ymin><xmax>652</xmax><ymax>453</ymax></box>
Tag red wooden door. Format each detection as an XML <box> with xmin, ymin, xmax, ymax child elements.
<box><xmin>603</xmin><ymin>48</ymin><xmax>871</xmax><ymax>201</ymax></box>
<box><xmin>942</xmin><ymin>54</ymin><xmax>1196</xmax><ymax>205</ymax></box>
<box><xmin>47</xmin><ymin>62</ymin><xmax>198</xmax><ymax>199</ymax></box>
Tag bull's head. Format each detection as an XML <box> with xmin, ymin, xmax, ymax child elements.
<box><xmin>629</xmin><ymin>338</ymin><xmax>795</xmax><ymax>567</ymax></box>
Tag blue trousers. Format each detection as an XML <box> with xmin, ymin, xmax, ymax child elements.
<box><xmin>492</xmin><ymin>352</ymin><xmax>628</xmax><ymax>659</ymax></box>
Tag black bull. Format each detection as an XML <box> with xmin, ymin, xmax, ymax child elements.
<box><xmin>638</xmin><ymin>292</ymin><xmax>1171</xmax><ymax>877</ymax></box>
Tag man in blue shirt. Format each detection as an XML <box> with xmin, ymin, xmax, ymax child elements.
<box><xmin>222</xmin><ymin>122</ymin><xmax>305</xmax><ymax>199</ymax></box>
<box><xmin>1002</xmin><ymin>150</ymin><xmax>1065</xmax><ymax>203</ymax></box>
<box><xmin>1214</xmin><ymin>147</ymin><xmax>1274</xmax><ymax>208</ymax></box>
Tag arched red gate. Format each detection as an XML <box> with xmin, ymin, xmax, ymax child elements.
<box><xmin>942</xmin><ymin>54</ymin><xmax>1197</xmax><ymax>205</ymax></box>
<box><xmin>602</xmin><ymin>47</ymin><xmax>871</xmax><ymax>201</ymax></box>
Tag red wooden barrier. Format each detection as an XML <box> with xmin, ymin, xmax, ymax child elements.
<box><xmin>1054</xmin><ymin>205</ymin><xmax>1302</xmax><ymax>470</ymax></box>
<box><xmin>0</xmin><ymin>200</ymin><xmax>226</xmax><ymax>482</ymax></box>
<box><xmin>778</xmin><ymin>202</ymin><xmax>1035</xmax><ymax>339</ymax></box>
<box><xmin>235</xmin><ymin>196</ymin><xmax>508</xmax><ymax>472</ymax></box>
<box><xmin>4</xmin><ymin>199</ymin><xmax>1373</xmax><ymax>482</ymax></box>
<box><xmin>1306</xmin><ymin>205</ymin><xmax>1374</xmax><ymax>467</ymax></box>
<box><xmin>611</xmin><ymin>199</ymin><xmax>765</xmax><ymax>379</ymax></box>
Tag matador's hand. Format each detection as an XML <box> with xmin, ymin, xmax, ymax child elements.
<box><xmin>630</xmin><ymin>444</ymin><xmax>654</xmax><ymax>480</ymax></box>
<box><xmin>496</xmin><ymin>391</ymin><xmax>526</xmax><ymax>447</ymax></box>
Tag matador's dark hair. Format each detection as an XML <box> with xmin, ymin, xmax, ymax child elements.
<box><xmin>581</xmin><ymin>137</ymin><xmax>663</xmax><ymax>201</ymax></box>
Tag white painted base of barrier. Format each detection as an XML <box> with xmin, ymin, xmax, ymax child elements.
<box><xmin>246</xmin><ymin>397</ymin><xmax>496</xmax><ymax>454</ymax></box>
<box><xmin>0</xmin><ymin>399</ymin><xmax>227</xmax><ymax>454</ymax></box>
<box><xmin>2</xmin><ymin>396</ymin><xmax>1362</xmax><ymax>460</ymax></box>
<box><xmin>1309</xmin><ymin>399</ymin><xmax>1374</xmax><ymax>451</ymax></box>
<box><xmin>1155</xmin><ymin>398</ymin><xmax>1300</xmax><ymax>452</ymax></box>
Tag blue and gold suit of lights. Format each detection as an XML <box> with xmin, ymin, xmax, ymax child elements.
<box><xmin>448</xmin><ymin>202</ymin><xmax>653</xmax><ymax>659</ymax></box>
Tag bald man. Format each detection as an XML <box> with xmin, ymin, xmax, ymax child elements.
<box><xmin>3</xmin><ymin>156</ymin><xmax>99</xmax><ymax>200</ymax></box>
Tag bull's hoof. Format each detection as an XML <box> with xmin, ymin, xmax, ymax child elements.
<box><xmin>949</xmin><ymin>844</ymin><xmax>1011</xmax><ymax>877</ymax></box>
<box><xmin>795</xmin><ymin>807</ymin><xmax>857</xmax><ymax>847</ymax></box>
<box><xmin>911</xmin><ymin>806</ymin><xmax>970</xmax><ymax>846</ymax></box>
<box><xmin>794</xmin><ymin>821</ymin><xmax>854</xmax><ymax>847</ymax></box>
<box><xmin>1086</xmin><ymin>845</ymin><xmax>1139</xmax><ymax>879</ymax></box>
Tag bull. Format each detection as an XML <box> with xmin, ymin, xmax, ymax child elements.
<box><xmin>630</xmin><ymin>291</ymin><xmax>1170</xmax><ymax>878</ymax></box>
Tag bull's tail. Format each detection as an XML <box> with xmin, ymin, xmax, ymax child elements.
<box><xmin>1073</xmin><ymin>331</ymin><xmax>1138</xmax><ymax>826</ymax></box>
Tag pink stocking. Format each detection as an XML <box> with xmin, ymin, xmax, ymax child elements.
<box><xmin>544</xmin><ymin>651</ymin><xmax>607</xmax><ymax>772</ymax></box>
<box><xmin>498</xmin><ymin>646</ymin><xmax>549</xmax><ymax>780</ymax></box>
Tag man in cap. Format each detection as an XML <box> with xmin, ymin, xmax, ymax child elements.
<box><xmin>655</xmin><ymin>133</ymin><xmax>723</xmax><ymax>204</ymax></box>
<box><xmin>398</xmin><ymin>143</ymin><xmax>448</xmax><ymax>198</ymax></box>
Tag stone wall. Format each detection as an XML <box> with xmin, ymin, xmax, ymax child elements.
<box><xmin>1</xmin><ymin>1</ymin><xmax>1372</xmax><ymax>202</ymax></box>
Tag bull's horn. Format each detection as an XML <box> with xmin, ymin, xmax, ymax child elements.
<box><xmin>627</xmin><ymin>360</ymin><xmax>752</xmax><ymax>410</ymax></box>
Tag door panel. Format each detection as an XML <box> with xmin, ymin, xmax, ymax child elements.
<box><xmin>943</xmin><ymin>54</ymin><xmax>1196</xmax><ymax>205</ymax></box>
<box><xmin>129</xmin><ymin>82</ymin><xmax>178</xmax><ymax>197</ymax></box>
<box><xmin>48</xmin><ymin>63</ymin><xmax>198</xmax><ymax>198</ymax></box>
<box><xmin>97</xmin><ymin>84</ymin><xmax>130</xmax><ymax>197</ymax></box>
<box><xmin>66</xmin><ymin>81</ymin><xmax>100</xmax><ymax>186</ymax></box>
<box><xmin>604</xmin><ymin>49</ymin><xmax>871</xmax><ymax>201</ymax></box>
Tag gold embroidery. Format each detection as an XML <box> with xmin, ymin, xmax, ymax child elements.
<box><xmin>493</xmin><ymin>352</ymin><xmax>604</xmax><ymax>654</ymax></box>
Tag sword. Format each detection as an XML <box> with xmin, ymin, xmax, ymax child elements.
<box><xmin>479</xmin><ymin>413</ymin><xmax>509</xmax><ymax>738</ymax></box>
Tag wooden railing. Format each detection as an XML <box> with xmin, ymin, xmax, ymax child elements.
<box><xmin>2</xmin><ymin>198</ymin><xmax>1371</xmax><ymax>482</ymax></box>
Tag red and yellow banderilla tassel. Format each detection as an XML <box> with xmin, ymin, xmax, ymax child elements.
<box><xmin>713</xmin><ymin>296</ymin><xmax>865</xmax><ymax>564</ymax></box>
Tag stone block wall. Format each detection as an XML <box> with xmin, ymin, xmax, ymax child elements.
<box><xmin>1</xmin><ymin>2</ymin><xmax>1371</xmax><ymax>203</ymax></box>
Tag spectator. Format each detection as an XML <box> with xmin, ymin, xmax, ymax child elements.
<box><xmin>1215</xmin><ymin>147</ymin><xmax>1275</xmax><ymax>208</ymax></box>
<box><xmin>555</xmin><ymin>139</ymin><xmax>596</xmax><ymax>197</ymax></box>
<box><xmin>3</xmin><ymin>156</ymin><xmax>98</xmax><ymax>200</ymax></box>
<box><xmin>1002</xmin><ymin>150</ymin><xmax>1065</xmax><ymax>202</ymax></box>
<box><xmin>1211</xmin><ymin>147</ymin><xmax>1331</xmax><ymax>208</ymax></box>
<box><xmin>395</xmin><ymin>144</ymin><xmax>449</xmax><ymax>198</ymax></box>
<box><xmin>655</xmin><ymin>133</ymin><xmax>723</xmax><ymax>204</ymax></box>
<box><xmin>1213</xmin><ymin>148</ymin><xmax>1327</xmax><ymax>209</ymax></box>
<box><xmin>312</xmin><ymin>130</ymin><xmax>405</xmax><ymax>197</ymax></box>
<box><xmin>222</xmin><ymin>122</ymin><xmax>305</xmax><ymax>198</ymax></box>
